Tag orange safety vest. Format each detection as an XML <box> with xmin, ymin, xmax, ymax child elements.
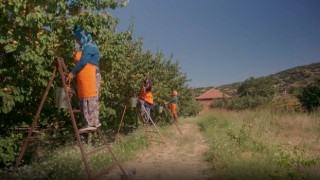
<box><xmin>74</xmin><ymin>50</ymin><xmax>97</xmax><ymax>98</ymax></box>
<box><xmin>143</xmin><ymin>91</ymin><xmax>153</xmax><ymax>104</ymax></box>
<box><xmin>170</xmin><ymin>102</ymin><xmax>177</xmax><ymax>114</ymax></box>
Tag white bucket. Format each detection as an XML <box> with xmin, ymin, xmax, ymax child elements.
<box><xmin>129</xmin><ymin>97</ymin><xmax>138</xmax><ymax>108</ymax></box>
<box><xmin>54</xmin><ymin>87</ymin><xmax>73</xmax><ymax>108</ymax></box>
<box><xmin>158</xmin><ymin>106</ymin><xmax>164</xmax><ymax>113</ymax></box>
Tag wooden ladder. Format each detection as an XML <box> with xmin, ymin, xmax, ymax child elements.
<box><xmin>162</xmin><ymin>101</ymin><xmax>183</xmax><ymax>135</ymax></box>
<box><xmin>138</xmin><ymin>102</ymin><xmax>169</xmax><ymax>148</ymax></box>
<box><xmin>14</xmin><ymin>57</ymin><xmax>128</xmax><ymax>180</ymax></box>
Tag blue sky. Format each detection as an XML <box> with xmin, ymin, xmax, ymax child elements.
<box><xmin>110</xmin><ymin>0</ymin><xmax>320</xmax><ymax>88</ymax></box>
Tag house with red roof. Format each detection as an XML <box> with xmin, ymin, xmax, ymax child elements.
<box><xmin>196</xmin><ymin>88</ymin><xmax>231</xmax><ymax>109</ymax></box>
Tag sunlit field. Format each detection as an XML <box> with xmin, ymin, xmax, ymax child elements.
<box><xmin>198</xmin><ymin>109</ymin><xmax>320</xmax><ymax>179</ymax></box>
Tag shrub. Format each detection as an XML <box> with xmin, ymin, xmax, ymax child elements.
<box><xmin>0</xmin><ymin>134</ymin><xmax>22</xmax><ymax>167</ymax></box>
<box><xmin>297</xmin><ymin>79</ymin><xmax>320</xmax><ymax>112</ymax></box>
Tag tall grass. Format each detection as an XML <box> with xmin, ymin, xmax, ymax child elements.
<box><xmin>1</xmin><ymin>129</ymin><xmax>150</xmax><ymax>179</ymax></box>
<box><xmin>198</xmin><ymin>109</ymin><xmax>320</xmax><ymax>179</ymax></box>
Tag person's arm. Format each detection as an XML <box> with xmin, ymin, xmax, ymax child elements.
<box><xmin>71</xmin><ymin>47</ymin><xmax>91</xmax><ymax>75</ymax></box>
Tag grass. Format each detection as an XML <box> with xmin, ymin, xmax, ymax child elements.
<box><xmin>198</xmin><ymin>109</ymin><xmax>320</xmax><ymax>179</ymax></box>
<box><xmin>1</xmin><ymin>128</ymin><xmax>150</xmax><ymax>179</ymax></box>
<box><xmin>2</xmin><ymin>109</ymin><xmax>320</xmax><ymax>179</ymax></box>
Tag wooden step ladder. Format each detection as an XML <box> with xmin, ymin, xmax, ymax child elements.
<box><xmin>138</xmin><ymin>101</ymin><xmax>169</xmax><ymax>148</ymax></box>
<box><xmin>14</xmin><ymin>57</ymin><xmax>128</xmax><ymax>180</ymax></box>
<box><xmin>162</xmin><ymin>101</ymin><xmax>183</xmax><ymax>135</ymax></box>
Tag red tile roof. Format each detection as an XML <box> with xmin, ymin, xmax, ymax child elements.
<box><xmin>196</xmin><ymin>88</ymin><xmax>231</xmax><ymax>100</ymax></box>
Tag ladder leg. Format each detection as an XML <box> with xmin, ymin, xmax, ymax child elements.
<box><xmin>57</xmin><ymin>58</ymin><xmax>92</xmax><ymax>179</ymax></box>
<box><xmin>163</xmin><ymin>101</ymin><xmax>183</xmax><ymax>135</ymax></box>
<box><xmin>14</xmin><ymin>66</ymin><xmax>57</xmax><ymax>170</ymax></box>
<box><xmin>96</xmin><ymin>129</ymin><xmax>128</xmax><ymax>180</ymax></box>
<box><xmin>115</xmin><ymin>105</ymin><xmax>127</xmax><ymax>139</ymax></box>
<box><xmin>140</xmin><ymin>104</ymin><xmax>169</xmax><ymax>148</ymax></box>
<box><xmin>138</xmin><ymin>112</ymin><xmax>152</xmax><ymax>142</ymax></box>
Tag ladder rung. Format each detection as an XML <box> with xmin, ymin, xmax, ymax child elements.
<box><xmin>78</xmin><ymin>128</ymin><xmax>97</xmax><ymax>134</ymax></box>
<box><xmin>150</xmin><ymin>139</ymin><xmax>165</xmax><ymax>143</ymax></box>
<box><xmin>92</xmin><ymin>163</ymin><xmax>116</xmax><ymax>179</ymax></box>
<box><xmin>79</xmin><ymin>130</ymin><xmax>95</xmax><ymax>135</ymax></box>
<box><xmin>146</xmin><ymin>130</ymin><xmax>157</xmax><ymax>133</ymax></box>
<box><xmin>73</xmin><ymin>109</ymin><xmax>81</xmax><ymax>113</ymax></box>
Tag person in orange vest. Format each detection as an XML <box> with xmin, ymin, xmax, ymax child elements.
<box><xmin>67</xmin><ymin>27</ymin><xmax>101</xmax><ymax>131</ymax></box>
<box><xmin>168</xmin><ymin>90</ymin><xmax>178</xmax><ymax>122</ymax></box>
<box><xmin>138</xmin><ymin>78</ymin><xmax>154</xmax><ymax>124</ymax></box>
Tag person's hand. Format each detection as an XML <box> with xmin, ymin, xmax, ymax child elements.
<box><xmin>66</xmin><ymin>72</ymin><xmax>74</xmax><ymax>83</ymax></box>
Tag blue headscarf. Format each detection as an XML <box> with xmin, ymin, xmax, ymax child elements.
<box><xmin>73</xmin><ymin>27</ymin><xmax>93</xmax><ymax>48</ymax></box>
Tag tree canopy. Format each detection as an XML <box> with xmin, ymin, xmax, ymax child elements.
<box><xmin>297</xmin><ymin>79</ymin><xmax>320</xmax><ymax>112</ymax></box>
<box><xmin>0</xmin><ymin>0</ymin><xmax>200</xmax><ymax>165</ymax></box>
<box><xmin>237</xmin><ymin>77</ymin><xmax>275</xmax><ymax>98</ymax></box>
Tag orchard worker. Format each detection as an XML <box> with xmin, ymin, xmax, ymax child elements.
<box><xmin>67</xmin><ymin>27</ymin><xmax>101</xmax><ymax>131</ymax></box>
<box><xmin>138</xmin><ymin>78</ymin><xmax>154</xmax><ymax>124</ymax></box>
<box><xmin>168</xmin><ymin>90</ymin><xmax>178</xmax><ymax>122</ymax></box>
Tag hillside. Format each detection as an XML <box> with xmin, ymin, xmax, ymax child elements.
<box><xmin>194</xmin><ymin>62</ymin><xmax>320</xmax><ymax>97</ymax></box>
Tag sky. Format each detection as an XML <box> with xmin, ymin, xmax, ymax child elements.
<box><xmin>110</xmin><ymin>0</ymin><xmax>320</xmax><ymax>88</ymax></box>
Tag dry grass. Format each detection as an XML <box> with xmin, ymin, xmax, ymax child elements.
<box><xmin>250</xmin><ymin>110</ymin><xmax>320</xmax><ymax>156</ymax></box>
<box><xmin>198</xmin><ymin>109</ymin><xmax>320</xmax><ymax>179</ymax></box>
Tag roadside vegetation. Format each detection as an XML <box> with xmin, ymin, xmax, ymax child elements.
<box><xmin>0</xmin><ymin>0</ymin><xmax>201</xmax><ymax>170</ymax></box>
<box><xmin>199</xmin><ymin>110</ymin><xmax>320</xmax><ymax>179</ymax></box>
<box><xmin>1</xmin><ymin>128</ymin><xmax>150</xmax><ymax>179</ymax></box>
<box><xmin>1</xmin><ymin>1</ymin><xmax>320</xmax><ymax>179</ymax></box>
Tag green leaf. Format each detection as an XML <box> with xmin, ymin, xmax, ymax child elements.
<box><xmin>4</xmin><ymin>43</ymin><xmax>18</xmax><ymax>53</ymax></box>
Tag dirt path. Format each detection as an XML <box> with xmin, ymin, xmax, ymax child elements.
<box><xmin>106</xmin><ymin>120</ymin><xmax>212</xmax><ymax>179</ymax></box>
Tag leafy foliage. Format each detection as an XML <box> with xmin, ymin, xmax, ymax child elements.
<box><xmin>232</xmin><ymin>77</ymin><xmax>275</xmax><ymax>110</ymax></box>
<box><xmin>297</xmin><ymin>79</ymin><xmax>320</xmax><ymax>112</ymax></box>
<box><xmin>237</xmin><ymin>77</ymin><xmax>275</xmax><ymax>98</ymax></box>
<box><xmin>0</xmin><ymin>134</ymin><xmax>22</xmax><ymax>167</ymax></box>
<box><xmin>0</xmin><ymin>0</ymin><xmax>200</xmax><ymax>166</ymax></box>
<box><xmin>212</xmin><ymin>77</ymin><xmax>275</xmax><ymax>110</ymax></box>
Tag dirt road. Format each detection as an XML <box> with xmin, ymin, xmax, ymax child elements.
<box><xmin>106</xmin><ymin>119</ymin><xmax>212</xmax><ymax>179</ymax></box>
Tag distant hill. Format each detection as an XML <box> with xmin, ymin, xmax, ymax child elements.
<box><xmin>194</xmin><ymin>62</ymin><xmax>320</xmax><ymax>97</ymax></box>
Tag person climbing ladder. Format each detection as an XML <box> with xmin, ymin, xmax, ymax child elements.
<box><xmin>67</xmin><ymin>27</ymin><xmax>101</xmax><ymax>131</ymax></box>
<box><xmin>168</xmin><ymin>90</ymin><xmax>178</xmax><ymax>122</ymax></box>
<box><xmin>138</xmin><ymin>78</ymin><xmax>154</xmax><ymax>124</ymax></box>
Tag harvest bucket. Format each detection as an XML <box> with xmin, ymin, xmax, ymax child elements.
<box><xmin>54</xmin><ymin>87</ymin><xmax>73</xmax><ymax>108</ymax></box>
<box><xmin>129</xmin><ymin>97</ymin><xmax>138</xmax><ymax>108</ymax></box>
<box><xmin>158</xmin><ymin>105</ymin><xmax>164</xmax><ymax>113</ymax></box>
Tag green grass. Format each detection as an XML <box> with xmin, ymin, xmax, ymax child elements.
<box><xmin>198</xmin><ymin>110</ymin><xmax>320</xmax><ymax>179</ymax></box>
<box><xmin>1</xmin><ymin>128</ymin><xmax>150</xmax><ymax>179</ymax></box>
<box><xmin>2</xmin><ymin>110</ymin><xmax>320</xmax><ymax>179</ymax></box>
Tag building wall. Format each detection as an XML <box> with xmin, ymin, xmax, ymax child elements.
<box><xmin>197</xmin><ymin>97</ymin><xmax>232</xmax><ymax>110</ymax></box>
<box><xmin>196</xmin><ymin>99</ymin><xmax>214</xmax><ymax>110</ymax></box>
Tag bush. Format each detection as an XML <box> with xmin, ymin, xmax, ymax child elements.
<box><xmin>221</xmin><ymin>77</ymin><xmax>276</xmax><ymax>110</ymax></box>
<box><xmin>297</xmin><ymin>79</ymin><xmax>320</xmax><ymax>112</ymax></box>
<box><xmin>212</xmin><ymin>96</ymin><xmax>271</xmax><ymax>110</ymax></box>
<box><xmin>228</xmin><ymin>96</ymin><xmax>270</xmax><ymax>110</ymax></box>
<box><xmin>0</xmin><ymin>134</ymin><xmax>23</xmax><ymax>167</ymax></box>
<box><xmin>211</xmin><ymin>98</ymin><xmax>229</xmax><ymax>109</ymax></box>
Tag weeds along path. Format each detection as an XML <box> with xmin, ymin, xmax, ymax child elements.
<box><xmin>105</xmin><ymin>118</ymin><xmax>212</xmax><ymax>179</ymax></box>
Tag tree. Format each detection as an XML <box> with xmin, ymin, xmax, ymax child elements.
<box><xmin>230</xmin><ymin>77</ymin><xmax>276</xmax><ymax>110</ymax></box>
<box><xmin>0</xmin><ymin>0</ymin><xmax>130</xmax><ymax>166</ymax></box>
<box><xmin>0</xmin><ymin>0</ymin><xmax>200</xmax><ymax>166</ymax></box>
<box><xmin>238</xmin><ymin>77</ymin><xmax>275</xmax><ymax>98</ymax></box>
<box><xmin>297</xmin><ymin>79</ymin><xmax>320</xmax><ymax>112</ymax></box>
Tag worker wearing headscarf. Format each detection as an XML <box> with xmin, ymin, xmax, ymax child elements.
<box><xmin>138</xmin><ymin>78</ymin><xmax>154</xmax><ymax>124</ymax></box>
<box><xmin>67</xmin><ymin>27</ymin><xmax>101</xmax><ymax>130</ymax></box>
